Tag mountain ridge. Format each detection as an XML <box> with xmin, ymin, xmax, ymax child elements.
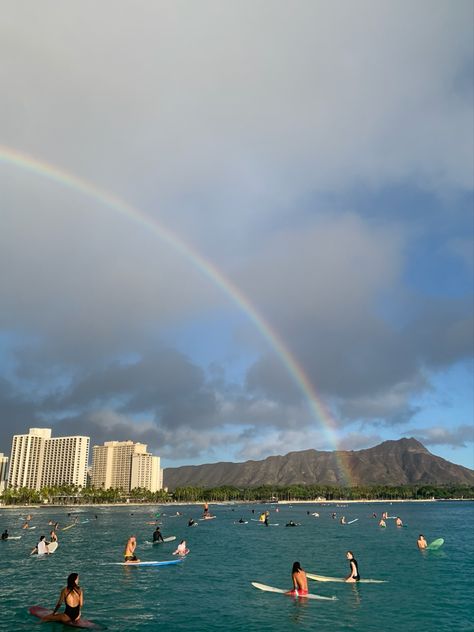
<box><xmin>163</xmin><ymin>438</ymin><xmax>474</xmax><ymax>490</ymax></box>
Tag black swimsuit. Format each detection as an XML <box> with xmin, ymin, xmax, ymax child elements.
<box><xmin>349</xmin><ymin>558</ymin><xmax>360</xmax><ymax>581</ymax></box>
<box><xmin>64</xmin><ymin>589</ymin><xmax>81</xmax><ymax>621</ymax></box>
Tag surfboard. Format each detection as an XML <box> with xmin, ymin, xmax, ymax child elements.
<box><xmin>307</xmin><ymin>573</ymin><xmax>386</xmax><ymax>584</ymax></box>
<box><xmin>199</xmin><ymin>516</ymin><xmax>216</xmax><ymax>520</ymax></box>
<box><xmin>112</xmin><ymin>559</ymin><xmax>183</xmax><ymax>566</ymax></box>
<box><xmin>62</xmin><ymin>524</ymin><xmax>76</xmax><ymax>531</ymax></box>
<box><xmin>47</xmin><ymin>541</ymin><xmax>59</xmax><ymax>553</ymax></box>
<box><xmin>29</xmin><ymin>605</ymin><xmax>106</xmax><ymax>629</ymax></box>
<box><xmin>25</xmin><ymin>526</ymin><xmax>37</xmax><ymax>530</ymax></box>
<box><xmin>81</xmin><ymin>520</ymin><xmax>89</xmax><ymax>524</ymax></box>
<box><xmin>5</xmin><ymin>535</ymin><xmax>22</xmax><ymax>540</ymax></box>
<box><xmin>235</xmin><ymin>521</ymin><xmax>249</xmax><ymax>524</ymax></box>
<box><xmin>347</xmin><ymin>519</ymin><xmax>359</xmax><ymax>524</ymax></box>
<box><xmin>146</xmin><ymin>536</ymin><xmax>177</xmax><ymax>544</ymax></box>
<box><xmin>251</xmin><ymin>582</ymin><xmax>337</xmax><ymax>601</ymax></box>
<box><xmin>426</xmin><ymin>538</ymin><xmax>444</xmax><ymax>550</ymax></box>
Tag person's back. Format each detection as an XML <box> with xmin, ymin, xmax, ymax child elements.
<box><xmin>289</xmin><ymin>562</ymin><xmax>308</xmax><ymax>595</ymax></box>
<box><xmin>37</xmin><ymin>538</ymin><xmax>48</xmax><ymax>555</ymax></box>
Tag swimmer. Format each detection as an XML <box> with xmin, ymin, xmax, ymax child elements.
<box><xmin>22</xmin><ymin>522</ymin><xmax>29</xmax><ymax>529</ymax></box>
<box><xmin>40</xmin><ymin>573</ymin><xmax>83</xmax><ymax>624</ymax></box>
<box><xmin>188</xmin><ymin>518</ymin><xmax>195</xmax><ymax>527</ymax></box>
<box><xmin>286</xmin><ymin>561</ymin><xmax>308</xmax><ymax>596</ymax></box>
<box><xmin>382</xmin><ymin>511</ymin><xmax>388</xmax><ymax>520</ymax></box>
<box><xmin>1</xmin><ymin>529</ymin><xmax>8</xmax><ymax>540</ymax></box>
<box><xmin>345</xmin><ymin>551</ymin><xmax>360</xmax><ymax>582</ymax></box>
<box><xmin>332</xmin><ymin>512</ymin><xmax>336</xmax><ymax>519</ymax></box>
<box><xmin>123</xmin><ymin>535</ymin><xmax>140</xmax><ymax>563</ymax></box>
<box><xmin>340</xmin><ymin>516</ymin><xmax>346</xmax><ymax>525</ymax></box>
<box><xmin>238</xmin><ymin>517</ymin><xmax>246</xmax><ymax>523</ymax></box>
<box><xmin>152</xmin><ymin>526</ymin><xmax>164</xmax><ymax>543</ymax></box>
<box><xmin>379</xmin><ymin>519</ymin><xmax>387</xmax><ymax>528</ymax></box>
<box><xmin>395</xmin><ymin>517</ymin><xmax>403</xmax><ymax>527</ymax></box>
<box><xmin>417</xmin><ymin>534</ymin><xmax>428</xmax><ymax>549</ymax></box>
<box><xmin>286</xmin><ymin>520</ymin><xmax>297</xmax><ymax>527</ymax></box>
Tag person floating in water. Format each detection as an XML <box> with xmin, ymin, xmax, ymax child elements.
<box><xmin>188</xmin><ymin>518</ymin><xmax>195</xmax><ymax>527</ymax></box>
<box><xmin>395</xmin><ymin>517</ymin><xmax>403</xmax><ymax>527</ymax></box>
<box><xmin>379</xmin><ymin>518</ymin><xmax>387</xmax><ymax>528</ymax></box>
<box><xmin>31</xmin><ymin>535</ymin><xmax>50</xmax><ymax>556</ymax></box>
<box><xmin>173</xmin><ymin>540</ymin><xmax>189</xmax><ymax>556</ymax></box>
<box><xmin>238</xmin><ymin>517</ymin><xmax>246</xmax><ymax>523</ymax></box>
<box><xmin>286</xmin><ymin>520</ymin><xmax>297</xmax><ymax>527</ymax></box>
<box><xmin>286</xmin><ymin>561</ymin><xmax>308</xmax><ymax>596</ymax></box>
<box><xmin>50</xmin><ymin>529</ymin><xmax>58</xmax><ymax>543</ymax></box>
<box><xmin>123</xmin><ymin>535</ymin><xmax>140</xmax><ymax>563</ymax></box>
<box><xmin>332</xmin><ymin>512</ymin><xmax>336</xmax><ymax>519</ymax></box>
<box><xmin>382</xmin><ymin>511</ymin><xmax>388</xmax><ymax>520</ymax></box>
<box><xmin>152</xmin><ymin>526</ymin><xmax>164</xmax><ymax>543</ymax></box>
<box><xmin>340</xmin><ymin>516</ymin><xmax>346</xmax><ymax>525</ymax></box>
<box><xmin>40</xmin><ymin>572</ymin><xmax>83</xmax><ymax>624</ymax></box>
<box><xmin>345</xmin><ymin>551</ymin><xmax>360</xmax><ymax>582</ymax></box>
<box><xmin>1</xmin><ymin>529</ymin><xmax>8</xmax><ymax>540</ymax></box>
<box><xmin>22</xmin><ymin>522</ymin><xmax>29</xmax><ymax>530</ymax></box>
<box><xmin>417</xmin><ymin>534</ymin><xmax>428</xmax><ymax>549</ymax></box>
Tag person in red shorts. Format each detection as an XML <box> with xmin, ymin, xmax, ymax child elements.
<box><xmin>287</xmin><ymin>561</ymin><xmax>308</xmax><ymax>596</ymax></box>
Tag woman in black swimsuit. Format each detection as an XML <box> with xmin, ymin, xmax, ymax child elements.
<box><xmin>41</xmin><ymin>573</ymin><xmax>83</xmax><ymax>623</ymax></box>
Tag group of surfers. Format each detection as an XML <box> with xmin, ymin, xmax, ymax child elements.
<box><xmin>289</xmin><ymin>552</ymin><xmax>360</xmax><ymax>596</ymax></box>
<box><xmin>124</xmin><ymin>533</ymin><xmax>189</xmax><ymax>562</ymax></box>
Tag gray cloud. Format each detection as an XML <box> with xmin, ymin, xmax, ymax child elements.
<box><xmin>408</xmin><ymin>424</ymin><xmax>474</xmax><ymax>449</ymax></box>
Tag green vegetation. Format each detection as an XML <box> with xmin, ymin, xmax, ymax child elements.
<box><xmin>1</xmin><ymin>483</ymin><xmax>473</xmax><ymax>505</ymax></box>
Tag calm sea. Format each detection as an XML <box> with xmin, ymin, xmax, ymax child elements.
<box><xmin>0</xmin><ymin>501</ymin><xmax>473</xmax><ymax>631</ymax></box>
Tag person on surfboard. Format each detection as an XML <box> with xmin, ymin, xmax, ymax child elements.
<box><xmin>1</xmin><ymin>529</ymin><xmax>8</xmax><ymax>540</ymax></box>
<box><xmin>31</xmin><ymin>535</ymin><xmax>50</xmax><ymax>556</ymax></box>
<box><xmin>345</xmin><ymin>551</ymin><xmax>360</xmax><ymax>582</ymax></box>
<box><xmin>395</xmin><ymin>517</ymin><xmax>403</xmax><ymax>527</ymax></box>
<box><xmin>40</xmin><ymin>572</ymin><xmax>83</xmax><ymax>624</ymax></box>
<box><xmin>124</xmin><ymin>535</ymin><xmax>140</xmax><ymax>562</ymax></box>
<box><xmin>417</xmin><ymin>534</ymin><xmax>428</xmax><ymax>549</ymax></box>
<box><xmin>152</xmin><ymin>526</ymin><xmax>164</xmax><ymax>543</ymax></box>
<box><xmin>286</xmin><ymin>561</ymin><xmax>308</xmax><ymax>596</ymax></box>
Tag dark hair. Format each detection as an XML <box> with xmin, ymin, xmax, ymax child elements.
<box><xmin>292</xmin><ymin>561</ymin><xmax>302</xmax><ymax>573</ymax></box>
<box><xmin>347</xmin><ymin>551</ymin><xmax>354</xmax><ymax>558</ymax></box>
<box><xmin>67</xmin><ymin>573</ymin><xmax>79</xmax><ymax>592</ymax></box>
<box><xmin>40</xmin><ymin>535</ymin><xmax>45</xmax><ymax>541</ymax></box>
<box><xmin>419</xmin><ymin>534</ymin><xmax>424</xmax><ymax>538</ymax></box>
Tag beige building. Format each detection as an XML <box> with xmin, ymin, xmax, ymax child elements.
<box><xmin>131</xmin><ymin>452</ymin><xmax>162</xmax><ymax>492</ymax></box>
<box><xmin>91</xmin><ymin>440</ymin><xmax>163</xmax><ymax>493</ymax></box>
<box><xmin>8</xmin><ymin>428</ymin><xmax>89</xmax><ymax>490</ymax></box>
<box><xmin>0</xmin><ymin>452</ymin><xmax>9</xmax><ymax>493</ymax></box>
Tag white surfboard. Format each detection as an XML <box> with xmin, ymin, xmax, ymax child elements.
<box><xmin>251</xmin><ymin>582</ymin><xmax>337</xmax><ymax>601</ymax></box>
<box><xmin>307</xmin><ymin>572</ymin><xmax>386</xmax><ymax>584</ymax></box>
<box><xmin>5</xmin><ymin>536</ymin><xmax>22</xmax><ymax>540</ymax></box>
<box><xmin>47</xmin><ymin>541</ymin><xmax>58</xmax><ymax>553</ymax></box>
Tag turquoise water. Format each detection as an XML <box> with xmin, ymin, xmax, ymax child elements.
<box><xmin>1</xmin><ymin>502</ymin><xmax>473</xmax><ymax>631</ymax></box>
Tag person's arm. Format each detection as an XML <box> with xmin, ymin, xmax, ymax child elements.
<box><xmin>79</xmin><ymin>588</ymin><xmax>84</xmax><ymax>608</ymax></box>
<box><xmin>52</xmin><ymin>589</ymin><xmax>65</xmax><ymax>614</ymax></box>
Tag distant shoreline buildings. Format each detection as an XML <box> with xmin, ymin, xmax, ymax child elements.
<box><xmin>2</xmin><ymin>428</ymin><xmax>163</xmax><ymax>494</ymax></box>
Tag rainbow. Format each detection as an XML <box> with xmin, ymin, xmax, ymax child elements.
<box><xmin>0</xmin><ymin>145</ymin><xmax>352</xmax><ymax>485</ymax></box>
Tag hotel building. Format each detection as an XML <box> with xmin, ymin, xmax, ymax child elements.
<box><xmin>91</xmin><ymin>440</ymin><xmax>162</xmax><ymax>493</ymax></box>
<box><xmin>0</xmin><ymin>453</ymin><xmax>8</xmax><ymax>493</ymax></box>
<box><xmin>8</xmin><ymin>428</ymin><xmax>89</xmax><ymax>490</ymax></box>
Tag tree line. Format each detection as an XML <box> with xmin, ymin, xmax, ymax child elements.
<box><xmin>1</xmin><ymin>482</ymin><xmax>473</xmax><ymax>505</ymax></box>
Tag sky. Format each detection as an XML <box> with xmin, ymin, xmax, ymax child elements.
<box><xmin>0</xmin><ymin>1</ymin><xmax>473</xmax><ymax>471</ymax></box>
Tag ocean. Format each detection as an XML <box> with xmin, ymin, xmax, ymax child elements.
<box><xmin>0</xmin><ymin>501</ymin><xmax>473</xmax><ymax>631</ymax></box>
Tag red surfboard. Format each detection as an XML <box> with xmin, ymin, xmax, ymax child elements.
<box><xmin>28</xmin><ymin>606</ymin><xmax>106</xmax><ymax>629</ymax></box>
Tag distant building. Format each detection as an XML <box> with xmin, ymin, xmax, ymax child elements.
<box><xmin>8</xmin><ymin>428</ymin><xmax>89</xmax><ymax>490</ymax></box>
<box><xmin>0</xmin><ymin>453</ymin><xmax>8</xmax><ymax>493</ymax></box>
<box><xmin>91</xmin><ymin>440</ymin><xmax>163</xmax><ymax>493</ymax></box>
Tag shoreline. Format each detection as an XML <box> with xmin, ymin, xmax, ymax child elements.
<box><xmin>1</xmin><ymin>498</ymin><xmax>472</xmax><ymax>509</ymax></box>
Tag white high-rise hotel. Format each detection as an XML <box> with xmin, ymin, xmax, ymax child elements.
<box><xmin>0</xmin><ymin>453</ymin><xmax>8</xmax><ymax>493</ymax></box>
<box><xmin>8</xmin><ymin>428</ymin><xmax>89</xmax><ymax>490</ymax></box>
<box><xmin>91</xmin><ymin>440</ymin><xmax>163</xmax><ymax>493</ymax></box>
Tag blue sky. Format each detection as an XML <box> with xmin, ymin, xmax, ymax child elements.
<box><xmin>0</xmin><ymin>1</ymin><xmax>473</xmax><ymax>470</ymax></box>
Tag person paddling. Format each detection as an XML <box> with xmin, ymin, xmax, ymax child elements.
<box><xmin>40</xmin><ymin>573</ymin><xmax>83</xmax><ymax>624</ymax></box>
<box><xmin>1</xmin><ymin>529</ymin><xmax>8</xmax><ymax>540</ymax></box>
<box><xmin>286</xmin><ymin>561</ymin><xmax>308</xmax><ymax>596</ymax></box>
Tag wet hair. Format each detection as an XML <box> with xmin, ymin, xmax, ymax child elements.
<box><xmin>419</xmin><ymin>534</ymin><xmax>424</xmax><ymax>538</ymax></box>
<box><xmin>292</xmin><ymin>561</ymin><xmax>302</xmax><ymax>573</ymax></box>
<box><xmin>67</xmin><ymin>573</ymin><xmax>79</xmax><ymax>592</ymax></box>
<box><xmin>39</xmin><ymin>535</ymin><xmax>45</xmax><ymax>541</ymax></box>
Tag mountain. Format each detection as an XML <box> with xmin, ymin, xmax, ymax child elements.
<box><xmin>163</xmin><ymin>438</ymin><xmax>474</xmax><ymax>490</ymax></box>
